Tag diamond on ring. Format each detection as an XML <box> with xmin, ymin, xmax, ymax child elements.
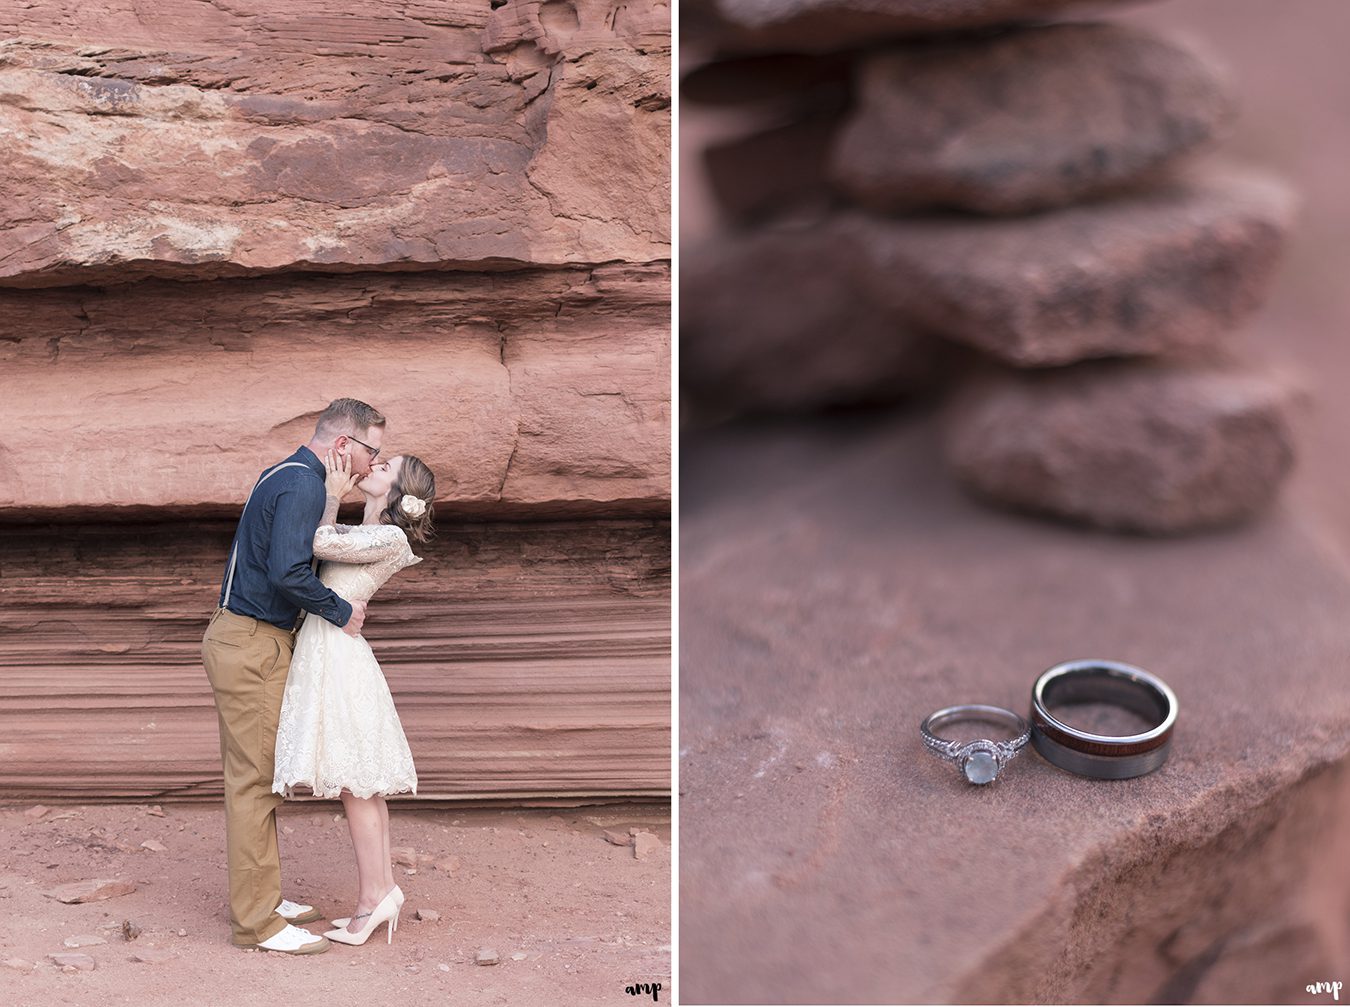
<box><xmin>920</xmin><ymin>705</ymin><xmax>1031</xmax><ymax>785</ymax></box>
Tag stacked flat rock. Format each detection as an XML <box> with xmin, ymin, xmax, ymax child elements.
<box><xmin>685</xmin><ymin>0</ymin><xmax>1155</xmax><ymax>54</ymax></box>
<box><xmin>683</xmin><ymin>219</ymin><xmax>958</xmax><ymax>414</ymax></box>
<box><xmin>830</xmin><ymin>22</ymin><xmax>1237</xmax><ymax>214</ymax></box>
<box><xmin>683</xmin><ymin>6</ymin><xmax>1299</xmax><ymax>533</ymax></box>
<box><xmin>942</xmin><ymin>359</ymin><xmax>1299</xmax><ymax>533</ymax></box>
<box><xmin>841</xmin><ymin>166</ymin><xmax>1293</xmax><ymax>366</ymax></box>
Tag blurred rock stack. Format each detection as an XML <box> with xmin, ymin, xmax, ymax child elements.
<box><xmin>683</xmin><ymin>0</ymin><xmax>1300</xmax><ymax>534</ymax></box>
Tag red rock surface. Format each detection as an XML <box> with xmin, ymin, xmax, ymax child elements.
<box><xmin>0</xmin><ymin>2</ymin><xmax>670</xmax><ymax>521</ymax></box>
<box><xmin>684</xmin><ymin>0</ymin><xmax>1153</xmax><ymax>53</ymax></box>
<box><xmin>0</xmin><ymin>0</ymin><xmax>669</xmax><ymax>825</ymax></box>
<box><xmin>0</xmin><ymin>519</ymin><xmax>668</xmax><ymax>803</ymax></box>
<box><xmin>942</xmin><ymin>358</ymin><xmax>1300</xmax><ymax>533</ymax></box>
<box><xmin>847</xmin><ymin>165</ymin><xmax>1295</xmax><ymax>366</ymax></box>
<box><xmin>0</xmin><ymin>1</ymin><xmax>670</xmax><ymax>815</ymax></box>
<box><xmin>0</xmin><ymin>1</ymin><xmax>669</xmax><ymax>286</ymax></box>
<box><xmin>679</xmin><ymin>412</ymin><xmax>1350</xmax><ymax>1003</ymax></box>
<box><xmin>831</xmin><ymin>23</ymin><xmax>1235</xmax><ymax>215</ymax></box>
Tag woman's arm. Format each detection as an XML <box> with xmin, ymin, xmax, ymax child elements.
<box><xmin>313</xmin><ymin>523</ymin><xmax>408</xmax><ymax>563</ymax></box>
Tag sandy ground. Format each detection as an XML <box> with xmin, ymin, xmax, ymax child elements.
<box><xmin>0</xmin><ymin>801</ymin><xmax>671</xmax><ymax>1006</ymax></box>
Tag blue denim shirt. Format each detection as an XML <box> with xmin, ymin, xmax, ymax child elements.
<box><xmin>217</xmin><ymin>446</ymin><xmax>353</xmax><ymax>630</ymax></box>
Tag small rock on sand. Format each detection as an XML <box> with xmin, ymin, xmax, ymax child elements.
<box><xmin>631</xmin><ymin>830</ymin><xmax>663</xmax><ymax>860</ymax></box>
<box><xmin>140</xmin><ymin>839</ymin><xmax>167</xmax><ymax>853</ymax></box>
<box><xmin>43</xmin><ymin>879</ymin><xmax>137</xmax><ymax>904</ymax></box>
<box><xmin>24</xmin><ymin>805</ymin><xmax>50</xmax><ymax>821</ymax></box>
<box><xmin>475</xmin><ymin>948</ymin><xmax>500</xmax><ymax>965</ymax></box>
<box><xmin>47</xmin><ymin>952</ymin><xmax>95</xmax><ymax>971</ymax></box>
<box><xmin>416</xmin><ymin>908</ymin><xmax>441</xmax><ymax>922</ymax></box>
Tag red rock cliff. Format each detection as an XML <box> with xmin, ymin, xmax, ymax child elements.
<box><xmin>0</xmin><ymin>0</ymin><xmax>671</xmax><ymax>801</ymax></box>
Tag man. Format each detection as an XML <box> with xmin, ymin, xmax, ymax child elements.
<box><xmin>201</xmin><ymin>398</ymin><xmax>385</xmax><ymax>954</ymax></box>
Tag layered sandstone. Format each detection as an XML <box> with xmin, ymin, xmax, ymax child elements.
<box><xmin>0</xmin><ymin>264</ymin><xmax>669</xmax><ymax>518</ymax></box>
<box><xmin>0</xmin><ymin>518</ymin><xmax>670</xmax><ymax>803</ymax></box>
<box><xmin>0</xmin><ymin>0</ymin><xmax>671</xmax><ymax>807</ymax></box>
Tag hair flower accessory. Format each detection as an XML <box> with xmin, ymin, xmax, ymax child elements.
<box><xmin>399</xmin><ymin>495</ymin><xmax>427</xmax><ymax>518</ymax></box>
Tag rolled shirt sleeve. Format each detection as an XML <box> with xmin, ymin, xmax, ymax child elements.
<box><xmin>266</xmin><ymin>480</ymin><xmax>354</xmax><ymax>628</ymax></box>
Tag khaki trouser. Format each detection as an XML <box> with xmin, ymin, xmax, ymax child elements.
<box><xmin>202</xmin><ymin>607</ymin><xmax>296</xmax><ymax>945</ymax></box>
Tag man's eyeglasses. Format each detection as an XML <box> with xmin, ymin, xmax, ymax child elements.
<box><xmin>347</xmin><ymin>435</ymin><xmax>381</xmax><ymax>460</ymax></box>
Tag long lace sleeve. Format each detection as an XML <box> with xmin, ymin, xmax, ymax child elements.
<box><xmin>312</xmin><ymin>523</ymin><xmax>409</xmax><ymax>564</ymax></box>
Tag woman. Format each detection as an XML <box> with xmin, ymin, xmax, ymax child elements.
<box><xmin>272</xmin><ymin>449</ymin><xmax>437</xmax><ymax>946</ymax></box>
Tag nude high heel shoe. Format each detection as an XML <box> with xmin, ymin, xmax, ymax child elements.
<box><xmin>323</xmin><ymin>888</ymin><xmax>400</xmax><ymax>946</ymax></box>
<box><xmin>332</xmin><ymin>885</ymin><xmax>404</xmax><ymax>930</ymax></box>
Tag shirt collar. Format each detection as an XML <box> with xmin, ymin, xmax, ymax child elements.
<box><xmin>295</xmin><ymin>445</ymin><xmax>326</xmax><ymax>478</ymax></box>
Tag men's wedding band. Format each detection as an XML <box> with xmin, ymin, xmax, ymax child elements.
<box><xmin>920</xmin><ymin>704</ymin><xmax>1031</xmax><ymax>785</ymax></box>
<box><xmin>1030</xmin><ymin>660</ymin><xmax>1178</xmax><ymax>780</ymax></box>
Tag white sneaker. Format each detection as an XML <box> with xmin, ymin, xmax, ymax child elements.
<box><xmin>255</xmin><ymin>924</ymin><xmax>329</xmax><ymax>955</ymax></box>
<box><xmin>276</xmin><ymin>898</ymin><xmax>322</xmax><ymax>924</ymax></box>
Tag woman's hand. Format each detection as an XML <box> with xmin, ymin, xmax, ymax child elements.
<box><xmin>324</xmin><ymin>449</ymin><xmax>361</xmax><ymax>500</ymax></box>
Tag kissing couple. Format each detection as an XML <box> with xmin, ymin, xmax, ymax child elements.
<box><xmin>201</xmin><ymin>397</ymin><xmax>438</xmax><ymax>954</ymax></box>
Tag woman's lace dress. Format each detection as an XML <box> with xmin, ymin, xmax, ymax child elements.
<box><xmin>272</xmin><ymin>520</ymin><xmax>422</xmax><ymax>800</ymax></box>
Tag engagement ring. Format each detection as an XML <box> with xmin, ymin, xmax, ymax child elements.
<box><xmin>920</xmin><ymin>704</ymin><xmax>1031</xmax><ymax>785</ymax></box>
<box><xmin>1030</xmin><ymin>659</ymin><xmax>1178</xmax><ymax>780</ymax></box>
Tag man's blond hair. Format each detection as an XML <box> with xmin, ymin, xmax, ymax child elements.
<box><xmin>314</xmin><ymin>398</ymin><xmax>385</xmax><ymax>439</ymax></box>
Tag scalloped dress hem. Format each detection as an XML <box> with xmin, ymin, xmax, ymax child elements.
<box><xmin>273</xmin><ymin>779</ymin><xmax>418</xmax><ymax>801</ymax></box>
